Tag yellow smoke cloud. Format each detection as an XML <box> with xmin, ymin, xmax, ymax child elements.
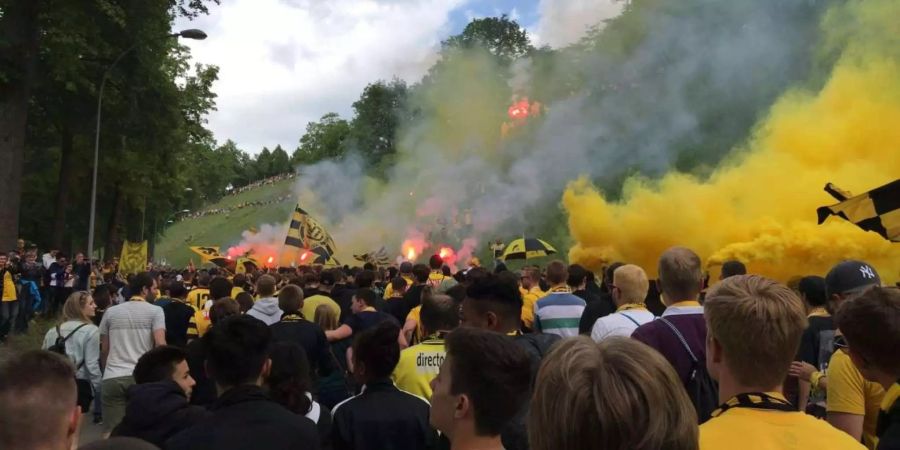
<box><xmin>563</xmin><ymin>0</ymin><xmax>900</xmax><ymax>282</ymax></box>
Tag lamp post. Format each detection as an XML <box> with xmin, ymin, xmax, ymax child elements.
<box><xmin>87</xmin><ymin>29</ymin><xmax>207</xmax><ymax>259</ymax></box>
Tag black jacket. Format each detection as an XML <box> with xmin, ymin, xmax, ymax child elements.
<box><xmin>578</xmin><ymin>293</ymin><xmax>616</xmax><ymax>335</ymax></box>
<box><xmin>111</xmin><ymin>380</ymin><xmax>210</xmax><ymax>448</ymax></box>
<box><xmin>166</xmin><ymin>384</ymin><xmax>320</xmax><ymax>450</ymax></box>
<box><xmin>186</xmin><ymin>338</ymin><xmax>216</xmax><ymax>406</ymax></box>
<box><xmin>878</xmin><ymin>388</ymin><xmax>900</xmax><ymax>450</ymax></box>
<box><xmin>270</xmin><ymin>315</ymin><xmax>334</xmax><ymax>377</ymax></box>
<box><xmin>331</xmin><ymin>378</ymin><xmax>436</xmax><ymax>450</ymax></box>
<box><xmin>502</xmin><ymin>333</ymin><xmax>561</xmax><ymax>450</ymax></box>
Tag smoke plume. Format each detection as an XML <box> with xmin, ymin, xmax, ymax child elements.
<box><xmin>564</xmin><ymin>0</ymin><xmax>900</xmax><ymax>281</ymax></box>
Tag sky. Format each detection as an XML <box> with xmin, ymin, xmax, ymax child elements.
<box><xmin>174</xmin><ymin>0</ymin><xmax>625</xmax><ymax>154</ymax></box>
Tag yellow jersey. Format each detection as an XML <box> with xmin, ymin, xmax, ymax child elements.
<box><xmin>427</xmin><ymin>271</ymin><xmax>448</xmax><ymax>289</ymax></box>
<box><xmin>406</xmin><ymin>305</ymin><xmax>424</xmax><ymax>343</ymax></box>
<box><xmin>700</xmin><ymin>393</ymin><xmax>866</xmax><ymax>450</ymax></box>
<box><xmin>302</xmin><ymin>295</ymin><xmax>341</xmax><ymax>322</ymax></box>
<box><xmin>187</xmin><ymin>288</ymin><xmax>211</xmax><ymax>310</ymax></box>
<box><xmin>827</xmin><ymin>350</ymin><xmax>885</xmax><ymax>449</ymax></box>
<box><xmin>520</xmin><ymin>286</ymin><xmax>544</xmax><ymax>329</ymax></box>
<box><xmin>2</xmin><ymin>271</ymin><xmax>16</xmax><ymax>302</ymax></box>
<box><xmin>230</xmin><ymin>286</ymin><xmax>244</xmax><ymax>299</ymax></box>
<box><xmin>383</xmin><ymin>275</ymin><xmax>414</xmax><ymax>299</ymax></box>
<box><xmin>391</xmin><ymin>337</ymin><xmax>445</xmax><ymax>401</ymax></box>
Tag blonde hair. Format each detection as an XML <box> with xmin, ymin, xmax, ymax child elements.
<box><xmin>658</xmin><ymin>246</ymin><xmax>703</xmax><ymax>301</ymax></box>
<box><xmin>61</xmin><ymin>291</ymin><xmax>93</xmax><ymax>324</ymax></box>
<box><xmin>613</xmin><ymin>264</ymin><xmax>649</xmax><ymax>303</ymax></box>
<box><xmin>529</xmin><ymin>337</ymin><xmax>698</xmax><ymax>450</ymax></box>
<box><xmin>314</xmin><ymin>304</ymin><xmax>339</xmax><ymax>331</ymax></box>
<box><xmin>705</xmin><ymin>275</ymin><xmax>808</xmax><ymax>388</ymax></box>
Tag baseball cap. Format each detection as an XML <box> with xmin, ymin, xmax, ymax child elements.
<box><xmin>825</xmin><ymin>260</ymin><xmax>881</xmax><ymax>298</ymax></box>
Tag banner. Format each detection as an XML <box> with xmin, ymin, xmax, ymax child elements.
<box><xmin>283</xmin><ymin>203</ymin><xmax>337</xmax><ymax>264</ymax></box>
<box><xmin>189</xmin><ymin>246</ymin><xmax>222</xmax><ymax>262</ymax></box>
<box><xmin>119</xmin><ymin>240</ymin><xmax>148</xmax><ymax>275</ymax></box>
<box><xmin>818</xmin><ymin>179</ymin><xmax>900</xmax><ymax>242</ymax></box>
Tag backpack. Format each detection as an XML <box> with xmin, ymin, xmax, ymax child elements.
<box><xmin>48</xmin><ymin>323</ymin><xmax>89</xmax><ymax>365</ymax></box>
<box><xmin>658</xmin><ymin>317</ymin><xmax>718</xmax><ymax>423</ymax></box>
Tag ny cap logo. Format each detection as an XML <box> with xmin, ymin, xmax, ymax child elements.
<box><xmin>859</xmin><ymin>265</ymin><xmax>876</xmax><ymax>279</ymax></box>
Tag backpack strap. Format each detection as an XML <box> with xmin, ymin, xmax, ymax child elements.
<box><xmin>619</xmin><ymin>312</ymin><xmax>641</xmax><ymax>327</ymax></box>
<box><xmin>60</xmin><ymin>323</ymin><xmax>89</xmax><ymax>370</ymax></box>
<box><xmin>658</xmin><ymin>317</ymin><xmax>698</xmax><ymax>363</ymax></box>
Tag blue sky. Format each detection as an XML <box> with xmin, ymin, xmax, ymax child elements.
<box><xmin>449</xmin><ymin>0</ymin><xmax>542</xmax><ymax>33</ymax></box>
<box><xmin>175</xmin><ymin>0</ymin><xmax>621</xmax><ymax>153</ymax></box>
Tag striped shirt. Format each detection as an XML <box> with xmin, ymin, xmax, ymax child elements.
<box><xmin>534</xmin><ymin>291</ymin><xmax>585</xmax><ymax>338</ymax></box>
<box><xmin>98</xmin><ymin>299</ymin><xmax>165</xmax><ymax>379</ymax></box>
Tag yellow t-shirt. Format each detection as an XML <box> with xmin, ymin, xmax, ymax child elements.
<box><xmin>302</xmin><ymin>295</ymin><xmax>341</xmax><ymax>322</ymax></box>
<box><xmin>391</xmin><ymin>338</ymin><xmax>445</xmax><ymax>401</ymax></box>
<box><xmin>427</xmin><ymin>271</ymin><xmax>448</xmax><ymax>289</ymax></box>
<box><xmin>520</xmin><ymin>286</ymin><xmax>544</xmax><ymax>329</ymax></box>
<box><xmin>230</xmin><ymin>286</ymin><xmax>244</xmax><ymax>299</ymax></box>
<box><xmin>700</xmin><ymin>395</ymin><xmax>866</xmax><ymax>450</ymax></box>
<box><xmin>406</xmin><ymin>305</ymin><xmax>424</xmax><ymax>343</ymax></box>
<box><xmin>2</xmin><ymin>271</ymin><xmax>16</xmax><ymax>302</ymax></box>
<box><xmin>383</xmin><ymin>275</ymin><xmax>414</xmax><ymax>299</ymax></box>
<box><xmin>827</xmin><ymin>350</ymin><xmax>885</xmax><ymax>449</ymax></box>
<box><xmin>187</xmin><ymin>288</ymin><xmax>211</xmax><ymax>310</ymax></box>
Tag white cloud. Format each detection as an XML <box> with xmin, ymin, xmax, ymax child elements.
<box><xmin>174</xmin><ymin>0</ymin><xmax>467</xmax><ymax>153</ymax></box>
<box><xmin>534</xmin><ymin>0</ymin><xmax>625</xmax><ymax>48</ymax></box>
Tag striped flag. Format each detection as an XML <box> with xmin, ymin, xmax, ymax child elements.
<box><xmin>284</xmin><ymin>203</ymin><xmax>337</xmax><ymax>259</ymax></box>
<box><xmin>817</xmin><ymin>179</ymin><xmax>900</xmax><ymax>242</ymax></box>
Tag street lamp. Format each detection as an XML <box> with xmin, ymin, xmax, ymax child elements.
<box><xmin>87</xmin><ymin>29</ymin><xmax>207</xmax><ymax>258</ymax></box>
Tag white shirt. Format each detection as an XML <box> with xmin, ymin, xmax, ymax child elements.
<box><xmin>99</xmin><ymin>300</ymin><xmax>165</xmax><ymax>379</ymax></box>
<box><xmin>591</xmin><ymin>309</ymin><xmax>656</xmax><ymax>342</ymax></box>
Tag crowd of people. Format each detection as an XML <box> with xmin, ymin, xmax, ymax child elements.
<box><xmin>227</xmin><ymin>172</ymin><xmax>297</xmax><ymax>197</ymax></box>
<box><xmin>1</xmin><ymin>247</ymin><xmax>898</xmax><ymax>450</ymax></box>
<box><xmin>182</xmin><ymin>193</ymin><xmax>294</xmax><ymax>221</ymax></box>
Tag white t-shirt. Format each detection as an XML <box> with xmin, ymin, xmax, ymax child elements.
<box><xmin>99</xmin><ymin>300</ymin><xmax>165</xmax><ymax>379</ymax></box>
<box><xmin>591</xmin><ymin>309</ymin><xmax>655</xmax><ymax>342</ymax></box>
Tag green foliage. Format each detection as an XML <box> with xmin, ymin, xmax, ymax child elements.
<box><xmin>294</xmin><ymin>112</ymin><xmax>351</xmax><ymax>164</ymax></box>
<box><xmin>349</xmin><ymin>79</ymin><xmax>408</xmax><ymax>168</ymax></box>
<box><xmin>442</xmin><ymin>14</ymin><xmax>534</xmax><ymax>62</ymax></box>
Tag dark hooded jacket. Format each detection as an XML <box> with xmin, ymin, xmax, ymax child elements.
<box><xmin>166</xmin><ymin>384</ymin><xmax>320</xmax><ymax>450</ymax></box>
<box><xmin>111</xmin><ymin>380</ymin><xmax>210</xmax><ymax>447</ymax></box>
<box><xmin>502</xmin><ymin>333</ymin><xmax>561</xmax><ymax>450</ymax></box>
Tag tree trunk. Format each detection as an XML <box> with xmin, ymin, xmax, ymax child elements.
<box><xmin>104</xmin><ymin>186</ymin><xmax>125</xmax><ymax>260</ymax></box>
<box><xmin>0</xmin><ymin>0</ymin><xmax>43</xmax><ymax>249</ymax></box>
<box><xmin>51</xmin><ymin>127</ymin><xmax>74</xmax><ymax>249</ymax></box>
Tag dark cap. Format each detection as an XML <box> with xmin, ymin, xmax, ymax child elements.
<box><xmin>400</xmin><ymin>261</ymin><xmax>413</xmax><ymax>273</ymax></box>
<box><xmin>825</xmin><ymin>260</ymin><xmax>881</xmax><ymax>298</ymax></box>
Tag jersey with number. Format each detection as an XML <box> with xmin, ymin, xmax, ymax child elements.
<box><xmin>187</xmin><ymin>288</ymin><xmax>210</xmax><ymax>310</ymax></box>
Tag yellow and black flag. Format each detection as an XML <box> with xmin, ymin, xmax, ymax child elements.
<box><xmin>284</xmin><ymin>203</ymin><xmax>337</xmax><ymax>259</ymax></box>
<box><xmin>817</xmin><ymin>179</ymin><xmax>900</xmax><ymax>242</ymax></box>
<box><xmin>190</xmin><ymin>246</ymin><xmax>222</xmax><ymax>262</ymax></box>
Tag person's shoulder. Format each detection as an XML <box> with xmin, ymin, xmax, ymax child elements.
<box><xmin>794</xmin><ymin>413</ymin><xmax>867</xmax><ymax>448</ymax></box>
<box><xmin>631</xmin><ymin>319</ymin><xmax>660</xmax><ymax>341</ymax></box>
<box><xmin>395</xmin><ymin>386</ymin><xmax>431</xmax><ymax>408</ymax></box>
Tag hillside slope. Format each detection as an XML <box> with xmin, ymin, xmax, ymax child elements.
<box><xmin>155</xmin><ymin>178</ymin><xmax>296</xmax><ymax>268</ymax></box>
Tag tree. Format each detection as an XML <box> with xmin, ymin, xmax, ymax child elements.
<box><xmin>441</xmin><ymin>15</ymin><xmax>534</xmax><ymax>62</ymax></box>
<box><xmin>296</xmin><ymin>113</ymin><xmax>351</xmax><ymax>163</ymax></box>
<box><xmin>256</xmin><ymin>147</ymin><xmax>272</xmax><ymax>178</ymax></box>
<box><xmin>349</xmin><ymin>79</ymin><xmax>408</xmax><ymax>167</ymax></box>
<box><xmin>0</xmin><ymin>0</ymin><xmax>43</xmax><ymax>249</ymax></box>
<box><xmin>270</xmin><ymin>145</ymin><xmax>290</xmax><ymax>175</ymax></box>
